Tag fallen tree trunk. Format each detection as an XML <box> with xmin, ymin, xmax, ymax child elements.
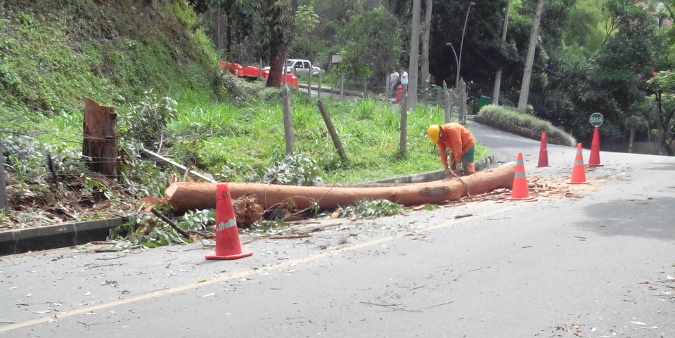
<box><xmin>164</xmin><ymin>162</ymin><xmax>516</xmax><ymax>213</ymax></box>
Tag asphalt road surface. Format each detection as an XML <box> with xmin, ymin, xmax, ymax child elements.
<box><xmin>1</xmin><ymin>121</ymin><xmax>674</xmax><ymax>337</ymax></box>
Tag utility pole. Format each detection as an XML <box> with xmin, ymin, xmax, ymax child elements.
<box><xmin>458</xmin><ymin>2</ymin><xmax>476</xmax><ymax>91</ymax></box>
<box><xmin>517</xmin><ymin>0</ymin><xmax>544</xmax><ymax>113</ymax></box>
<box><xmin>407</xmin><ymin>0</ymin><xmax>421</xmax><ymax>111</ymax></box>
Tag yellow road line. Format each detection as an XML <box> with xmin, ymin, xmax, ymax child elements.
<box><xmin>0</xmin><ymin>203</ymin><xmax>523</xmax><ymax>333</ymax></box>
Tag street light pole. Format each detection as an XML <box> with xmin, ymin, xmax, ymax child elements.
<box><xmin>446</xmin><ymin>43</ymin><xmax>459</xmax><ymax>89</ymax></box>
<box><xmin>457</xmin><ymin>2</ymin><xmax>476</xmax><ymax>89</ymax></box>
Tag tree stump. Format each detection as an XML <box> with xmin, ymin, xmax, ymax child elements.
<box><xmin>83</xmin><ymin>97</ymin><xmax>119</xmax><ymax>178</ymax></box>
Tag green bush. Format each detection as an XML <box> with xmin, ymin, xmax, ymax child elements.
<box><xmin>476</xmin><ymin>105</ymin><xmax>577</xmax><ymax>146</ymax></box>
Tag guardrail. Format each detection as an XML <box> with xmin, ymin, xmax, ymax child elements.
<box><xmin>219</xmin><ymin>61</ymin><xmax>299</xmax><ymax>88</ymax></box>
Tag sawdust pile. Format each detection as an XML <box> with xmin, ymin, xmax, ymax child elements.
<box><xmin>455</xmin><ymin>175</ymin><xmax>602</xmax><ymax>203</ymax></box>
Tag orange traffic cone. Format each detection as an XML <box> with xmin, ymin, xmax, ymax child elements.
<box><xmin>205</xmin><ymin>184</ymin><xmax>253</xmax><ymax>260</ymax></box>
<box><xmin>568</xmin><ymin>143</ymin><xmax>589</xmax><ymax>184</ymax></box>
<box><xmin>588</xmin><ymin>126</ymin><xmax>603</xmax><ymax>167</ymax></box>
<box><xmin>537</xmin><ymin>132</ymin><xmax>549</xmax><ymax>167</ymax></box>
<box><xmin>507</xmin><ymin>152</ymin><xmax>533</xmax><ymax>200</ymax></box>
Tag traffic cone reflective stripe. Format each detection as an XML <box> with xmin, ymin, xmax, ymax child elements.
<box><xmin>537</xmin><ymin>132</ymin><xmax>549</xmax><ymax>167</ymax></box>
<box><xmin>588</xmin><ymin>126</ymin><xmax>603</xmax><ymax>167</ymax></box>
<box><xmin>507</xmin><ymin>152</ymin><xmax>533</xmax><ymax>200</ymax></box>
<box><xmin>568</xmin><ymin>143</ymin><xmax>589</xmax><ymax>184</ymax></box>
<box><xmin>205</xmin><ymin>184</ymin><xmax>253</xmax><ymax>260</ymax></box>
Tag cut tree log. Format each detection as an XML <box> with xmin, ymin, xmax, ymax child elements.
<box><xmin>164</xmin><ymin>163</ymin><xmax>516</xmax><ymax>213</ymax></box>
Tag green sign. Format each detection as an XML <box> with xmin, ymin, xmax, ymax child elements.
<box><xmin>589</xmin><ymin>112</ymin><xmax>604</xmax><ymax>127</ymax></box>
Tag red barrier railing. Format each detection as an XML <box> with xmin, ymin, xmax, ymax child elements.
<box><xmin>219</xmin><ymin>61</ymin><xmax>298</xmax><ymax>88</ymax></box>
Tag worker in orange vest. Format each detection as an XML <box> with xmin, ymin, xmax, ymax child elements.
<box><xmin>427</xmin><ymin>123</ymin><xmax>476</xmax><ymax>177</ymax></box>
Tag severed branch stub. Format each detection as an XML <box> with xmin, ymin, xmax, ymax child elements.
<box><xmin>150</xmin><ymin>208</ymin><xmax>190</xmax><ymax>239</ymax></box>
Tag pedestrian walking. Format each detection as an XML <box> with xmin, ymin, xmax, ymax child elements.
<box><xmin>389</xmin><ymin>69</ymin><xmax>400</xmax><ymax>91</ymax></box>
<box><xmin>400</xmin><ymin>69</ymin><xmax>408</xmax><ymax>91</ymax></box>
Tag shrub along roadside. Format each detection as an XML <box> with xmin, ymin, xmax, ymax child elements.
<box><xmin>475</xmin><ymin>105</ymin><xmax>577</xmax><ymax>147</ymax></box>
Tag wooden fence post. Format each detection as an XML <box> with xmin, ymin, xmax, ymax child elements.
<box><xmin>399</xmin><ymin>93</ymin><xmax>408</xmax><ymax>157</ymax></box>
<box><xmin>317</xmin><ymin>100</ymin><xmax>348</xmax><ymax>163</ymax></box>
<box><xmin>459</xmin><ymin>80</ymin><xmax>467</xmax><ymax>125</ymax></box>
<box><xmin>317</xmin><ymin>72</ymin><xmax>322</xmax><ymax>98</ymax></box>
<box><xmin>362</xmin><ymin>76</ymin><xmax>368</xmax><ymax>99</ymax></box>
<box><xmin>340</xmin><ymin>72</ymin><xmax>345</xmax><ymax>99</ymax></box>
<box><xmin>307</xmin><ymin>69</ymin><xmax>312</xmax><ymax>96</ymax></box>
<box><xmin>444</xmin><ymin>90</ymin><xmax>452</xmax><ymax>123</ymax></box>
<box><xmin>0</xmin><ymin>138</ymin><xmax>7</xmax><ymax>211</ymax></box>
<box><xmin>83</xmin><ymin>97</ymin><xmax>119</xmax><ymax>178</ymax></box>
<box><xmin>281</xmin><ymin>85</ymin><xmax>294</xmax><ymax>155</ymax></box>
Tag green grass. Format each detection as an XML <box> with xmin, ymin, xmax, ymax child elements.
<box><xmin>0</xmin><ymin>0</ymin><xmax>215</xmax><ymax>115</ymax></box>
<box><xmin>165</xmin><ymin>79</ymin><xmax>490</xmax><ymax>184</ymax></box>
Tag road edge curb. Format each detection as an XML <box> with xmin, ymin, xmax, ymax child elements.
<box><xmin>0</xmin><ymin>217</ymin><xmax>127</xmax><ymax>256</ymax></box>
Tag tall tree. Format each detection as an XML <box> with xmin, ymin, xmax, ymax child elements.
<box><xmin>492</xmin><ymin>0</ymin><xmax>511</xmax><ymax>105</ymax></box>
<box><xmin>339</xmin><ymin>7</ymin><xmax>402</xmax><ymax>88</ymax></box>
<box><xmin>647</xmin><ymin>71</ymin><xmax>675</xmax><ymax>155</ymax></box>
<box><xmin>189</xmin><ymin>0</ymin><xmax>297</xmax><ymax>87</ymax></box>
<box><xmin>420</xmin><ymin>0</ymin><xmax>432</xmax><ymax>87</ymax></box>
<box><xmin>517</xmin><ymin>0</ymin><xmax>545</xmax><ymax>113</ymax></box>
<box><xmin>265</xmin><ymin>0</ymin><xmax>298</xmax><ymax>87</ymax></box>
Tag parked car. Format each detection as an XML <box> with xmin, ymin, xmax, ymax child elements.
<box><xmin>265</xmin><ymin>59</ymin><xmax>324</xmax><ymax>76</ymax></box>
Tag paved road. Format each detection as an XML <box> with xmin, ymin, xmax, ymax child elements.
<box><xmin>1</xmin><ymin>122</ymin><xmax>674</xmax><ymax>337</ymax></box>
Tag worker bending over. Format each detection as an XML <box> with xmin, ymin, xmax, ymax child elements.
<box><xmin>427</xmin><ymin>123</ymin><xmax>476</xmax><ymax>177</ymax></box>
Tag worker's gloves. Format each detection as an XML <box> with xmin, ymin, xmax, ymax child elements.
<box><xmin>444</xmin><ymin>168</ymin><xmax>454</xmax><ymax>179</ymax></box>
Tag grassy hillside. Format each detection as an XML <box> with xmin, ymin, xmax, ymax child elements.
<box><xmin>0</xmin><ymin>0</ymin><xmax>216</xmax><ymax>115</ymax></box>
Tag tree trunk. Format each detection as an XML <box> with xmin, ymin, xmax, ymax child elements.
<box><xmin>628</xmin><ymin>128</ymin><xmax>635</xmax><ymax>153</ymax></box>
<box><xmin>517</xmin><ymin>0</ymin><xmax>544</xmax><ymax>113</ymax></box>
<box><xmin>655</xmin><ymin>91</ymin><xmax>674</xmax><ymax>156</ymax></box>
<box><xmin>225</xmin><ymin>11</ymin><xmax>233</xmax><ymax>59</ymax></box>
<box><xmin>215</xmin><ymin>6</ymin><xmax>222</xmax><ymax>55</ymax></box>
<box><xmin>266</xmin><ymin>42</ymin><xmax>286</xmax><ymax>87</ymax></box>
<box><xmin>83</xmin><ymin>97</ymin><xmax>119</xmax><ymax>178</ymax></box>
<box><xmin>493</xmin><ymin>69</ymin><xmax>503</xmax><ymax>106</ymax></box>
<box><xmin>164</xmin><ymin>163</ymin><xmax>516</xmax><ymax>213</ymax></box>
<box><xmin>407</xmin><ymin>0</ymin><xmax>421</xmax><ymax>111</ymax></box>
<box><xmin>492</xmin><ymin>0</ymin><xmax>511</xmax><ymax>106</ymax></box>
<box><xmin>265</xmin><ymin>0</ymin><xmax>297</xmax><ymax>87</ymax></box>
<box><xmin>420</xmin><ymin>0</ymin><xmax>432</xmax><ymax>87</ymax></box>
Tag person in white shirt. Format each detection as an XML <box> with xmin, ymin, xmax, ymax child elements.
<box><xmin>389</xmin><ymin>69</ymin><xmax>399</xmax><ymax>91</ymax></box>
<box><xmin>400</xmin><ymin>69</ymin><xmax>408</xmax><ymax>91</ymax></box>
